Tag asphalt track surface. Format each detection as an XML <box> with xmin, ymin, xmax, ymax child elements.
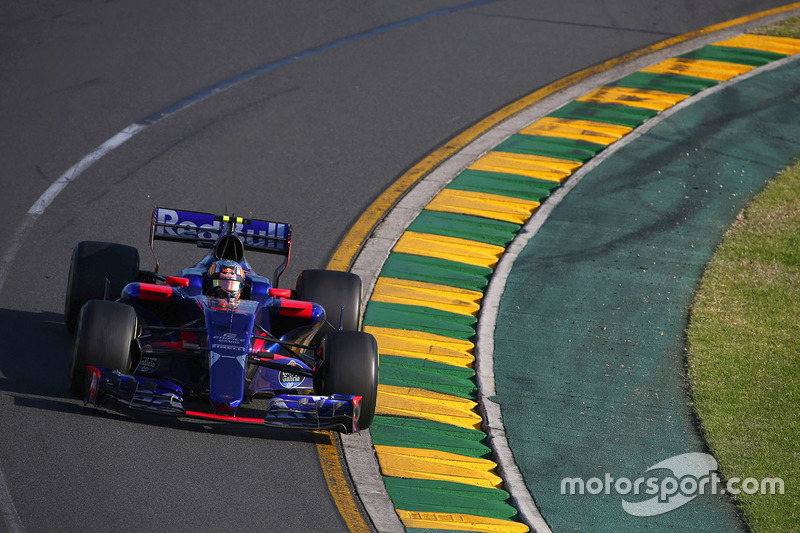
<box><xmin>0</xmin><ymin>2</ymin><xmax>795</xmax><ymax>532</ymax></box>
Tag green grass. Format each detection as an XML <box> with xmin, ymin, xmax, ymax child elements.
<box><xmin>687</xmin><ymin>159</ymin><xmax>800</xmax><ymax>532</ymax></box>
<box><xmin>685</xmin><ymin>18</ymin><xmax>800</xmax><ymax>532</ymax></box>
<box><xmin>751</xmin><ymin>14</ymin><xmax>800</xmax><ymax>38</ymax></box>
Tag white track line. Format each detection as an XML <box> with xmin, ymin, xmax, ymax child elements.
<box><xmin>0</xmin><ymin>124</ymin><xmax>147</xmax><ymax>294</ymax></box>
<box><xmin>0</xmin><ymin>124</ymin><xmax>146</xmax><ymax>533</ymax></box>
<box><xmin>0</xmin><ymin>7</ymin><xmax>501</xmax><ymax>531</ymax></box>
<box><xmin>0</xmin><ymin>460</ymin><xmax>25</xmax><ymax>533</ymax></box>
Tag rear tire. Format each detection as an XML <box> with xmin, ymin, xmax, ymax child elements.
<box><xmin>64</xmin><ymin>241</ymin><xmax>139</xmax><ymax>334</ymax></box>
<box><xmin>319</xmin><ymin>330</ymin><xmax>379</xmax><ymax>430</ymax></box>
<box><xmin>69</xmin><ymin>300</ymin><xmax>137</xmax><ymax>399</ymax></box>
<box><xmin>296</xmin><ymin>269</ymin><xmax>362</xmax><ymax>344</ymax></box>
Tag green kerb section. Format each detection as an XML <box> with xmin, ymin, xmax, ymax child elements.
<box><xmin>365</xmin><ymin>172</ymin><xmax>527</xmax><ymax>527</ymax></box>
<box><xmin>407</xmin><ymin>209</ymin><xmax>521</xmax><ymax>247</ymax></box>
<box><xmin>381</xmin><ymin>355</ymin><xmax>478</xmax><ymax>399</ymax></box>
<box><xmin>371</xmin><ymin>416</ymin><xmax>491</xmax><ymax>458</ymax></box>
<box><xmin>495</xmin><ymin>134</ymin><xmax>606</xmax><ymax>162</ymax></box>
<box><xmin>380</xmin><ymin>253</ymin><xmax>493</xmax><ymax>292</ymax></box>
<box><xmin>365</xmin><ymin>80</ymin><xmax>673</xmax><ymax>533</ymax></box>
<box><xmin>548</xmin><ymin>100</ymin><xmax>657</xmax><ymax>127</ymax></box>
<box><xmin>364</xmin><ymin>300</ymin><xmax>476</xmax><ymax>341</ymax></box>
<box><xmin>447</xmin><ymin>169</ymin><xmax>560</xmax><ymax>204</ymax></box>
<box><xmin>611</xmin><ymin>71</ymin><xmax>718</xmax><ymax>95</ymax></box>
<box><xmin>384</xmin><ymin>477</ymin><xmax>522</xmax><ymax>521</ymax></box>
<box><xmin>680</xmin><ymin>44</ymin><xmax>786</xmax><ymax>66</ymax></box>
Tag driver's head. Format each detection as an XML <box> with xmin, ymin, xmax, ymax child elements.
<box><xmin>208</xmin><ymin>259</ymin><xmax>245</xmax><ymax>298</ymax></box>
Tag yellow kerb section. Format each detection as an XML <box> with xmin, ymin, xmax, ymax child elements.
<box><xmin>371</xmin><ymin>277</ymin><xmax>482</xmax><ymax>316</ymax></box>
<box><xmin>426</xmin><ymin>189</ymin><xmax>540</xmax><ymax>225</ymax></box>
<box><xmin>641</xmin><ymin>58</ymin><xmax>754</xmax><ymax>81</ymax></box>
<box><xmin>468</xmin><ymin>151</ymin><xmax>580</xmax><ymax>182</ymax></box>
<box><xmin>396</xmin><ymin>510</ymin><xmax>530</xmax><ymax>533</ymax></box>
<box><xmin>376</xmin><ymin>384</ymin><xmax>483</xmax><ymax>429</ymax></box>
<box><xmin>374</xmin><ymin>445</ymin><xmax>502</xmax><ymax>489</ymax></box>
<box><xmin>715</xmin><ymin>33</ymin><xmax>800</xmax><ymax>55</ymax></box>
<box><xmin>363</xmin><ymin>326</ymin><xmax>474</xmax><ymax>367</ymax></box>
<box><xmin>577</xmin><ymin>86</ymin><xmax>689</xmax><ymax>111</ymax></box>
<box><xmin>393</xmin><ymin>231</ymin><xmax>506</xmax><ymax>269</ymax></box>
<box><xmin>520</xmin><ymin>117</ymin><xmax>633</xmax><ymax>145</ymax></box>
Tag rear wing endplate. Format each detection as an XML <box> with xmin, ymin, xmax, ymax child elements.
<box><xmin>149</xmin><ymin>207</ymin><xmax>292</xmax><ymax>284</ymax></box>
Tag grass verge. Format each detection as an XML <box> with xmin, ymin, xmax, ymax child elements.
<box><xmin>686</xmin><ymin>16</ymin><xmax>800</xmax><ymax>532</ymax></box>
<box><xmin>751</xmin><ymin>13</ymin><xmax>800</xmax><ymax>37</ymax></box>
<box><xmin>687</xmin><ymin>157</ymin><xmax>800</xmax><ymax>532</ymax></box>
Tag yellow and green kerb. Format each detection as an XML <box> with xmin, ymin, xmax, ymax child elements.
<box><xmin>360</xmin><ymin>33</ymin><xmax>800</xmax><ymax>533</ymax></box>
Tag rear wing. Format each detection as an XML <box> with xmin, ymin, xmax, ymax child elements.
<box><xmin>149</xmin><ymin>207</ymin><xmax>292</xmax><ymax>284</ymax></box>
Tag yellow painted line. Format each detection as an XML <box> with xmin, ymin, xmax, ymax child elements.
<box><xmin>469</xmin><ymin>151</ymin><xmax>580</xmax><ymax>182</ymax></box>
<box><xmin>374</xmin><ymin>445</ymin><xmax>502</xmax><ymax>489</ymax></box>
<box><xmin>715</xmin><ymin>33</ymin><xmax>800</xmax><ymax>55</ymax></box>
<box><xmin>363</xmin><ymin>325</ymin><xmax>475</xmax><ymax>367</ymax></box>
<box><xmin>314</xmin><ymin>431</ymin><xmax>372</xmax><ymax>533</ymax></box>
<box><xmin>375</xmin><ymin>384</ymin><xmax>483</xmax><ymax>429</ymax></box>
<box><xmin>397</xmin><ymin>510</ymin><xmax>530</xmax><ymax>533</ymax></box>
<box><xmin>371</xmin><ymin>277</ymin><xmax>483</xmax><ymax>316</ymax></box>
<box><xmin>641</xmin><ymin>57</ymin><xmax>754</xmax><ymax>81</ymax></box>
<box><xmin>577</xmin><ymin>85</ymin><xmax>690</xmax><ymax>111</ymax></box>
<box><xmin>393</xmin><ymin>231</ymin><xmax>506</xmax><ymax>269</ymax></box>
<box><xmin>519</xmin><ymin>117</ymin><xmax>633</xmax><ymax>145</ymax></box>
<box><xmin>426</xmin><ymin>188</ymin><xmax>540</xmax><ymax>225</ymax></box>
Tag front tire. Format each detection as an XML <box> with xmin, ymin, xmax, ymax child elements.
<box><xmin>319</xmin><ymin>330</ymin><xmax>379</xmax><ymax>430</ymax></box>
<box><xmin>296</xmin><ymin>269</ymin><xmax>363</xmax><ymax>345</ymax></box>
<box><xmin>70</xmin><ymin>300</ymin><xmax>137</xmax><ymax>399</ymax></box>
<box><xmin>64</xmin><ymin>241</ymin><xmax>139</xmax><ymax>334</ymax></box>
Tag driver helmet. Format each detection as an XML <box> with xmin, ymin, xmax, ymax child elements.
<box><xmin>208</xmin><ymin>259</ymin><xmax>245</xmax><ymax>298</ymax></box>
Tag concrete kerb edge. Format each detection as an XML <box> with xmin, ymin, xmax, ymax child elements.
<box><xmin>339</xmin><ymin>11</ymin><xmax>800</xmax><ymax>533</ymax></box>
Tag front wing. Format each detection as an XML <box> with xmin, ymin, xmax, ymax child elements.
<box><xmin>85</xmin><ymin>366</ymin><xmax>362</xmax><ymax>433</ymax></box>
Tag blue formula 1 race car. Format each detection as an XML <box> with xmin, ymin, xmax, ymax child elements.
<box><xmin>64</xmin><ymin>207</ymin><xmax>378</xmax><ymax>434</ymax></box>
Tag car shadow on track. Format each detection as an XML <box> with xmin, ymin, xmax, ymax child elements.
<box><xmin>0</xmin><ymin>308</ymin><xmax>72</xmax><ymax>398</ymax></box>
<box><xmin>0</xmin><ymin>307</ymin><xmax>321</xmax><ymax>444</ymax></box>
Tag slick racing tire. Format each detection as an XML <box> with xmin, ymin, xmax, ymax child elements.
<box><xmin>69</xmin><ymin>300</ymin><xmax>137</xmax><ymax>399</ymax></box>
<box><xmin>64</xmin><ymin>241</ymin><xmax>139</xmax><ymax>334</ymax></box>
<box><xmin>319</xmin><ymin>330</ymin><xmax>378</xmax><ymax>430</ymax></box>
<box><xmin>296</xmin><ymin>269</ymin><xmax>362</xmax><ymax>344</ymax></box>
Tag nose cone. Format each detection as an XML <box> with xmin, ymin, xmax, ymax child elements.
<box><xmin>204</xmin><ymin>297</ymin><xmax>258</xmax><ymax>413</ymax></box>
<box><xmin>213</xmin><ymin>396</ymin><xmax>242</xmax><ymax>411</ymax></box>
<box><xmin>209</xmin><ymin>350</ymin><xmax>247</xmax><ymax>411</ymax></box>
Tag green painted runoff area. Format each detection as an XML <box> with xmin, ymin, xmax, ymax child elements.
<box><xmin>493</xmin><ymin>58</ymin><xmax>800</xmax><ymax>532</ymax></box>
